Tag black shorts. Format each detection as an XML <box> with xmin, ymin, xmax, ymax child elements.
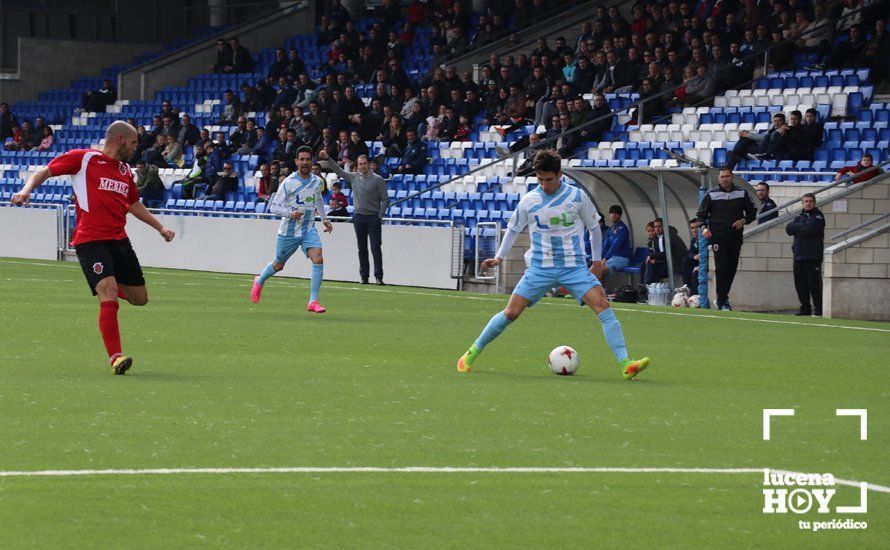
<box><xmin>75</xmin><ymin>238</ymin><xmax>145</xmax><ymax>295</ymax></box>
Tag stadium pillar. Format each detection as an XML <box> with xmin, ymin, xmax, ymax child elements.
<box><xmin>657</xmin><ymin>171</ymin><xmax>676</xmax><ymax>290</ymax></box>
<box><xmin>208</xmin><ymin>0</ymin><xmax>227</xmax><ymax>26</ymax></box>
<box><xmin>697</xmin><ymin>169</ymin><xmax>710</xmax><ymax>308</ymax></box>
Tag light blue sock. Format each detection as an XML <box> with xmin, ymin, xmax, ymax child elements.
<box><xmin>257</xmin><ymin>262</ymin><xmax>276</xmax><ymax>286</ymax></box>
<box><xmin>474</xmin><ymin>311</ymin><xmax>513</xmax><ymax>350</ymax></box>
<box><xmin>598</xmin><ymin>308</ymin><xmax>629</xmax><ymax>362</ymax></box>
<box><xmin>310</xmin><ymin>263</ymin><xmax>323</xmax><ymax>302</ymax></box>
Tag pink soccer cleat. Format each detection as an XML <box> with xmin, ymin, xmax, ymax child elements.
<box><xmin>250</xmin><ymin>276</ymin><xmax>263</xmax><ymax>303</ymax></box>
<box><xmin>306</xmin><ymin>301</ymin><xmax>326</xmax><ymax>313</ymax></box>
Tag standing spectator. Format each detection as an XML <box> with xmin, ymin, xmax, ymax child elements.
<box><xmin>319</xmin><ymin>149</ymin><xmax>389</xmax><ymax>285</ymax></box>
<box><xmin>835</xmin><ymin>153</ymin><xmax>884</xmax><ymax>185</ymax></box>
<box><xmin>328</xmin><ymin>181</ymin><xmax>350</xmax><ymax>218</ymax></box>
<box><xmin>785</xmin><ymin>194</ymin><xmax>825</xmax><ymax>316</ymax></box>
<box><xmin>797</xmin><ymin>108</ymin><xmax>824</xmax><ymax>162</ymax></box>
<box><xmin>697</xmin><ymin>167</ymin><xmax>757</xmax><ymax>311</ymax></box>
<box><xmin>600</xmin><ymin>205</ymin><xmax>633</xmax><ymax>276</ymax></box>
<box><xmin>225</xmin><ymin>37</ymin><xmax>254</xmax><ymax>73</ymax></box>
<box><xmin>755</xmin><ymin>182</ymin><xmax>778</xmax><ymax>224</ymax></box>
<box><xmin>398</xmin><ymin>128</ymin><xmax>427</xmax><ymax>174</ymax></box>
<box><xmin>0</xmin><ymin>102</ymin><xmax>16</xmax><ymax>141</ymax></box>
<box><xmin>134</xmin><ymin>160</ymin><xmax>165</xmax><ymax>203</ymax></box>
<box><xmin>644</xmin><ymin>218</ymin><xmax>669</xmax><ymax>284</ymax></box>
<box><xmin>33</xmin><ymin>126</ymin><xmax>54</xmax><ymax>152</ymax></box>
<box><xmin>211</xmin><ymin>39</ymin><xmax>233</xmax><ymax>73</ymax></box>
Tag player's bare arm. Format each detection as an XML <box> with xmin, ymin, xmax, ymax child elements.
<box><xmin>129</xmin><ymin>201</ymin><xmax>175</xmax><ymax>242</ymax></box>
<box><xmin>12</xmin><ymin>167</ymin><xmax>53</xmax><ymax>205</ymax></box>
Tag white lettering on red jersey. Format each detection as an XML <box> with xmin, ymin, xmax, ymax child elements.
<box><xmin>47</xmin><ymin>149</ymin><xmax>139</xmax><ymax>245</ymax></box>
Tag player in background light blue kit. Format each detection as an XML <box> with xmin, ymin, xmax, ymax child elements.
<box><xmin>457</xmin><ymin>150</ymin><xmax>650</xmax><ymax>379</ymax></box>
<box><xmin>251</xmin><ymin>146</ymin><xmax>333</xmax><ymax>313</ymax></box>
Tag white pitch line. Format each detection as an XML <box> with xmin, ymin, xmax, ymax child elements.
<box><xmin>3</xmin><ymin>259</ymin><xmax>889</xmax><ymax>333</ymax></box>
<box><xmin>0</xmin><ymin>466</ymin><xmax>888</xmax><ymax>493</ymax></box>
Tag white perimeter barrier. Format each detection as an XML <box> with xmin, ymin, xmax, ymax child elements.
<box><xmin>0</xmin><ymin>207</ymin><xmax>60</xmax><ymax>260</ymax></box>
<box><xmin>1</xmin><ymin>206</ymin><xmax>459</xmax><ymax>289</ymax></box>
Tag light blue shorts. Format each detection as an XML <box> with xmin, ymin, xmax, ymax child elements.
<box><xmin>274</xmin><ymin>227</ymin><xmax>322</xmax><ymax>264</ymax></box>
<box><xmin>605</xmin><ymin>255</ymin><xmax>630</xmax><ymax>272</ymax></box>
<box><xmin>513</xmin><ymin>265</ymin><xmax>602</xmax><ymax>306</ymax></box>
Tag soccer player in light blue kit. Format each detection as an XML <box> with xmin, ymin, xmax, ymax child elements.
<box><xmin>251</xmin><ymin>146</ymin><xmax>333</xmax><ymax>313</ymax></box>
<box><xmin>457</xmin><ymin>150</ymin><xmax>650</xmax><ymax>379</ymax></box>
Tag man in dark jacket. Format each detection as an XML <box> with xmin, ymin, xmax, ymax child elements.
<box><xmin>785</xmin><ymin>193</ymin><xmax>825</xmax><ymax>316</ymax></box>
<box><xmin>697</xmin><ymin>167</ymin><xmax>757</xmax><ymax>310</ymax></box>
<box><xmin>398</xmin><ymin>128</ymin><xmax>427</xmax><ymax>174</ymax></box>
<box><xmin>588</xmin><ymin>93</ymin><xmax>614</xmax><ymax>141</ymax></box>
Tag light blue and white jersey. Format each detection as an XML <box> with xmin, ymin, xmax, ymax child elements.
<box><xmin>268</xmin><ymin>171</ymin><xmax>327</xmax><ymax>237</ymax></box>
<box><xmin>506</xmin><ymin>181</ymin><xmax>600</xmax><ymax>268</ymax></box>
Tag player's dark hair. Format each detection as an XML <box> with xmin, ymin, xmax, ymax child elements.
<box><xmin>791</xmin><ymin>110</ymin><xmax>802</xmax><ymax>118</ymax></box>
<box><xmin>609</xmin><ymin>204</ymin><xmax>623</xmax><ymax>215</ymax></box>
<box><xmin>718</xmin><ymin>166</ymin><xmax>733</xmax><ymax>174</ymax></box>
<box><xmin>533</xmin><ymin>149</ymin><xmax>562</xmax><ymax>174</ymax></box>
<box><xmin>757</xmin><ymin>181</ymin><xmax>770</xmax><ymax>189</ymax></box>
<box><xmin>296</xmin><ymin>145</ymin><xmax>313</xmax><ymax>157</ymax></box>
<box><xmin>646</xmin><ymin>221</ymin><xmax>655</xmax><ymax>228</ymax></box>
<box><xmin>862</xmin><ymin>153</ymin><xmax>873</xmax><ymax>161</ymax></box>
<box><xmin>806</xmin><ymin>108</ymin><xmax>817</xmax><ymax>115</ymax></box>
<box><xmin>773</xmin><ymin>112</ymin><xmax>786</xmax><ymax>121</ymax></box>
<box><xmin>653</xmin><ymin>218</ymin><xmax>663</xmax><ymax>224</ymax></box>
<box><xmin>802</xmin><ymin>193</ymin><xmax>816</xmax><ymax>201</ymax></box>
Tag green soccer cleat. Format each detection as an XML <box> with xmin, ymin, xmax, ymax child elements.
<box><xmin>457</xmin><ymin>344</ymin><xmax>481</xmax><ymax>373</ymax></box>
<box><xmin>620</xmin><ymin>357</ymin><xmax>650</xmax><ymax>380</ymax></box>
<box><xmin>111</xmin><ymin>355</ymin><xmax>133</xmax><ymax>376</ymax></box>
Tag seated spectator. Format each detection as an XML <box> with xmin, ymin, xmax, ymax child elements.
<box><xmin>310</xmin><ymin>162</ymin><xmax>328</xmax><ymax>192</ymax></box>
<box><xmin>229</xmin><ymin>117</ymin><xmax>252</xmax><ymax>153</ymax></box>
<box><xmin>453</xmin><ymin>114</ymin><xmax>472</xmax><ymax>141</ymax></box>
<box><xmin>205</xmin><ymin>161</ymin><xmax>238</xmax><ymax>201</ymax></box>
<box><xmin>683</xmin><ymin>219</ymin><xmax>701</xmax><ymax>290</ymax></box>
<box><xmin>600</xmin><ymin>205</ymin><xmax>633</xmax><ymax>276</ymax></box>
<box><xmin>219</xmin><ymin>90</ymin><xmax>243</xmax><ymax>124</ymax></box>
<box><xmin>32</xmin><ymin>126</ymin><xmax>54</xmax><ymax>152</ymax></box>
<box><xmin>797</xmin><ymin>108</ymin><xmax>824</xmax><ymax>161</ymax></box>
<box><xmin>369</xmin><ymin>157</ymin><xmax>390</xmax><ymax>179</ymax></box>
<box><xmin>587</xmin><ymin>93</ymin><xmax>614</xmax><ymax>141</ymax></box>
<box><xmin>727</xmin><ymin>113</ymin><xmax>790</xmax><ymax>169</ymax></box>
<box><xmin>178</xmin><ymin>145</ymin><xmax>209</xmax><ymax>199</ymax></box>
<box><xmin>827</xmin><ymin>24</ymin><xmax>866</xmax><ymax>69</ymax></box>
<box><xmin>268</xmin><ymin>48</ymin><xmax>289</xmax><ymax>80</ymax></box>
<box><xmin>142</xmin><ymin>134</ymin><xmax>167</xmax><ymax>167</ymax></box>
<box><xmin>347</xmin><ymin>130</ymin><xmax>369</xmax><ymax>166</ymax></box>
<box><xmin>177</xmin><ymin>114</ymin><xmax>201</xmax><ymax>149</ymax></box>
<box><xmin>158</xmin><ymin>100</ymin><xmax>179</xmax><ymax>121</ymax></box>
<box><xmin>82</xmin><ymin>78</ymin><xmax>116</xmax><ymax>112</ymax></box>
<box><xmin>224</xmin><ymin>37</ymin><xmax>253</xmax><ymax>73</ymax></box>
<box><xmin>295</xmin><ymin>116</ymin><xmax>321</xmax><ymax>151</ymax></box>
<box><xmin>835</xmin><ymin>153</ymin><xmax>884</xmax><ymax>185</ymax></box>
<box><xmin>328</xmin><ymin>181</ymin><xmax>350</xmax><ymax>218</ymax></box>
<box><xmin>3</xmin><ymin>120</ymin><xmax>32</xmax><ymax>151</ymax></box>
<box><xmin>134</xmin><ymin>160</ymin><xmax>165</xmax><ymax>203</ymax></box>
<box><xmin>382</xmin><ymin>115</ymin><xmax>407</xmax><ymax>158</ymax></box>
<box><xmin>755</xmin><ymin>182</ymin><xmax>779</xmax><ymax>224</ymax></box>
<box><xmin>644</xmin><ymin>219</ymin><xmax>669</xmax><ymax>284</ymax></box>
<box><xmin>274</xmin><ymin>128</ymin><xmax>299</xmax><ymax>171</ymax></box>
<box><xmin>398</xmin><ymin>128</ymin><xmax>427</xmax><ymax>174</ymax></box>
<box><xmin>211</xmin><ymin>39</ymin><xmax>233</xmax><ymax>73</ymax></box>
<box><xmin>555</xmin><ymin>113</ymin><xmax>580</xmax><ymax>158</ymax></box>
<box><xmin>514</xmin><ymin>133</ymin><xmax>544</xmax><ymax>176</ymax></box>
<box><xmin>682</xmin><ymin>65</ymin><xmax>716</xmax><ymax>106</ymax></box>
<box><xmin>0</xmin><ymin>102</ymin><xmax>16</xmax><ymax>141</ymax></box>
<box><xmin>163</xmin><ymin>136</ymin><xmax>184</xmax><ymax>167</ymax></box>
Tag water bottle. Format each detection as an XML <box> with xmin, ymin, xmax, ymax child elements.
<box><xmin>647</xmin><ymin>283</ymin><xmax>655</xmax><ymax>305</ymax></box>
<box><xmin>660</xmin><ymin>283</ymin><xmax>668</xmax><ymax>306</ymax></box>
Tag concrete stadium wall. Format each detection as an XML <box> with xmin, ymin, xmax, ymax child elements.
<box><xmin>0</xmin><ymin>207</ymin><xmax>59</xmax><ymax>260</ymax></box>
<box><xmin>733</xmin><ymin>178</ymin><xmax>890</xmax><ymax>313</ymax></box>
<box><xmin>118</xmin><ymin>2</ymin><xmax>314</xmax><ymax>102</ymax></box>
<box><xmin>823</xmin><ymin>225</ymin><xmax>890</xmax><ymax>321</ymax></box>
<box><xmin>1</xmin><ymin>38</ymin><xmax>157</xmax><ymax>106</ymax></box>
<box><xmin>0</xmin><ymin>206</ymin><xmax>459</xmax><ymax>289</ymax></box>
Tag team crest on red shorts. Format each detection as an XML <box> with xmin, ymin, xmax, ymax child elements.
<box><xmin>93</xmin><ymin>262</ymin><xmax>104</xmax><ymax>275</ymax></box>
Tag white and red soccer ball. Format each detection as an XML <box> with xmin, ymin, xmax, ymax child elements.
<box><xmin>548</xmin><ymin>346</ymin><xmax>580</xmax><ymax>376</ymax></box>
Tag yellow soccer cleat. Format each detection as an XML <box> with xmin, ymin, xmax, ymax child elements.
<box><xmin>457</xmin><ymin>344</ymin><xmax>480</xmax><ymax>373</ymax></box>
<box><xmin>621</xmin><ymin>357</ymin><xmax>650</xmax><ymax>380</ymax></box>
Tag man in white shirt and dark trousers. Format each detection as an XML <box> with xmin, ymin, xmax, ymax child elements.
<box><xmin>320</xmin><ymin>150</ymin><xmax>390</xmax><ymax>284</ymax></box>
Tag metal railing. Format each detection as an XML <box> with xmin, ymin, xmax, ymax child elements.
<box><xmin>473</xmin><ymin>222</ymin><xmax>501</xmax><ymax>282</ymax></box>
<box><xmin>830</xmin><ymin>213</ymin><xmax>890</xmax><ymax>241</ymax></box>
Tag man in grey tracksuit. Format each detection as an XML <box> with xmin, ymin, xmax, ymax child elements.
<box><xmin>320</xmin><ymin>150</ymin><xmax>389</xmax><ymax>284</ymax></box>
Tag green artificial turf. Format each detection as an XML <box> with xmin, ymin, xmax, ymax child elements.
<box><xmin>1</xmin><ymin>258</ymin><xmax>887</xmax><ymax>548</ymax></box>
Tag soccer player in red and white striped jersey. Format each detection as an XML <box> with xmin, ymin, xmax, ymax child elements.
<box><xmin>12</xmin><ymin>121</ymin><xmax>175</xmax><ymax>374</ymax></box>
